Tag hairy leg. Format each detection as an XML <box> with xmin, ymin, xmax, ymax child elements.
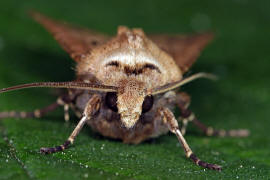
<box><xmin>158</xmin><ymin>107</ymin><xmax>221</xmax><ymax>171</ymax></box>
<box><xmin>40</xmin><ymin>94</ymin><xmax>101</xmax><ymax>154</ymax></box>
<box><xmin>176</xmin><ymin>92</ymin><xmax>249</xmax><ymax>137</ymax></box>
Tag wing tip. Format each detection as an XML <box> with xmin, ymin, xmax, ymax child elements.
<box><xmin>28</xmin><ymin>9</ymin><xmax>44</xmax><ymax>21</ymax></box>
<box><xmin>28</xmin><ymin>10</ymin><xmax>57</xmax><ymax>26</ymax></box>
<box><xmin>193</xmin><ymin>31</ymin><xmax>215</xmax><ymax>45</ymax></box>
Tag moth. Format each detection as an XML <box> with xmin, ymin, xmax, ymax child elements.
<box><xmin>0</xmin><ymin>11</ymin><xmax>249</xmax><ymax>171</ymax></box>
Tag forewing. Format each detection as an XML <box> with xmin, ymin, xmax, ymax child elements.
<box><xmin>31</xmin><ymin>11</ymin><xmax>109</xmax><ymax>62</ymax></box>
<box><xmin>149</xmin><ymin>33</ymin><xmax>214</xmax><ymax>73</ymax></box>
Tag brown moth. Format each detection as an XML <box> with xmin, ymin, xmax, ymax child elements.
<box><xmin>0</xmin><ymin>11</ymin><xmax>249</xmax><ymax>171</ymax></box>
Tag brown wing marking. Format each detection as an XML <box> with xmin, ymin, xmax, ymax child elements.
<box><xmin>149</xmin><ymin>33</ymin><xmax>214</xmax><ymax>73</ymax></box>
<box><xmin>30</xmin><ymin>11</ymin><xmax>109</xmax><ymax>62</ymax></box>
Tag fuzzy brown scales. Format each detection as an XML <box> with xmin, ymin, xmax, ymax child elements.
<box><xmin>116</xmin><ymin>78</ymin><xmax>146</xmax><ymax>128</ymax></box>
<box><xmin>30</xmin><ymin>11</ymin><xmax>109</xmax><ymax>62</ymax></box>
<box><xmin>77</xmin><ymin>26</ymin><xmax>182</xmax><ymax>88</ymax></box>
<box><xmin>149</xmin><ymin>33</ymin><xmax>214</xmax><ymax>73</ymax></box>
<box><xmin>0</xmin><ymin>11</ymin><xmax>250</xmax><ymax>171</ymax></box>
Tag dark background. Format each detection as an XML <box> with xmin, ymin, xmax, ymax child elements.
<box><xmin>0</xmin><ymin>0</ymin><xmax>269</xmax><ymax>179</ymax></box>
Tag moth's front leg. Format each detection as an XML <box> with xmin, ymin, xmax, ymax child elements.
<box><xmin>176</xmin><ymin>92</ymin><xmax>249</xmax><ymax>137</ymax></box>
<box><xmin>40</xmin><ymin>94</ymin><xmax>101</xmax><ymax>154</ymax></box>
<box><xmin>158</xmin><ymin>107</ymin><xmax>222</xmax><ymax>171</ymax></box>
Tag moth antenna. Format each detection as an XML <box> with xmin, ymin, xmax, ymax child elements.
<box><xmin>0</xmin><ymin>82</ymin><xmax>118</xmax><ymax>94</ymax></box>
<box><xmin>151</xmin><ymin>73</ymin><xmax>218</xmax><ymax>95</ymax></box>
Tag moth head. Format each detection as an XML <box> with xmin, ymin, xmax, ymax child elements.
<box><xmin>115</xmin><ymin>79</ymin><xmax>148</xmax><ymax>128</ymax></box>
<box><xmin>105</xmin><ymin>77</ymin><xmax>155</xmax><ymax>128</ymax></box>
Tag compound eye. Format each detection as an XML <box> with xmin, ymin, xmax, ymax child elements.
<box><xmin>142</xmin><ymin>95</ymin><xmax>154</xmax><ymax>113</ymax></box>
<box><xmin>105</xmin><ymin>92</ymin><xmax>118</xmax><ymax>112</ymax></box>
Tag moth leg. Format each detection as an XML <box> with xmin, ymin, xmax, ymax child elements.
<box><xmin>176</xmin><ymin>92</ymin><xmax>249</xmax><ymax>137</ymax></box>
<box><xmin>159</xmin><ymin>107</ymin><xmax>222</xmax><ymax>171</ymax></box>
<box><xmin>69</xmin><ymin>103</ymin><xmax>82</xmax><ymax>118</ymax></box>
<box><xmin>0</xmin><ymin>102</ymin><xmax>60</xmax><ymax>119</ymax></box>
<box><xmin>56</xmin><ymin>96</ymin><xmax>72</xmax><ymax>122</ymax></box>
<box><xmin>0</xmin><ymin>95</ymin><xmax>73</xmax><ymax>120</ymax></box>
<box><xmin>58</xmin><ymin>94</ymin><xmax>83</xmax><ymax>120</ymax></box>
<box><xmin>40</xmin><ymin>94</ymin><xmax>101</xmax><ymax>154</ymax></box>
<box><xmin>176</xmin><ymin>92</ymin><xmax>192</xmax><ymax>135</ymax></box>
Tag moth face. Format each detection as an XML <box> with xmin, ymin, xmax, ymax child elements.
<box><xmin>105</xmin><ymin>79</ymin><xmax>153</xmax><ymax>129</ymax></box>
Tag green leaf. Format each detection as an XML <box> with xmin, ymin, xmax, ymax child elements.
<box><xmin>0</xmin><ymin>0</ymin><xmax>270</xmax><ymax>179</ymax></box>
